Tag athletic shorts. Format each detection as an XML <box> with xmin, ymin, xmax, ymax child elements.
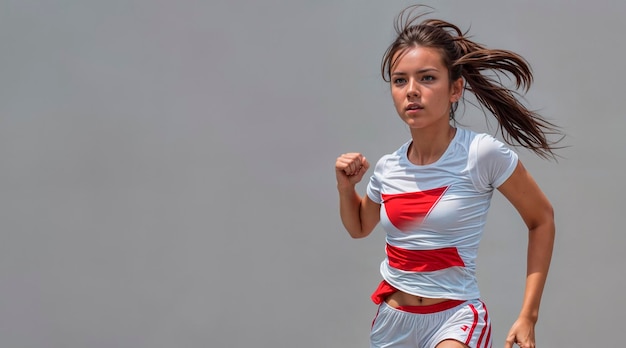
<box><xmin>370</xmin><ymin>299</ymin><xmax>492</xmax><ymax>348</ymax></box>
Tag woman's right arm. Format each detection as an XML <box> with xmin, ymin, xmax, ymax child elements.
<box><xmin>335</xmin><ymin>153</ymin><xmax>381</xmax><ymax>238</ymax></box>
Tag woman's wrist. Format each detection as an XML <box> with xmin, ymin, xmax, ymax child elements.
<box><xmin>336</xmin><ymin>183</ymin><xmax>357</xmax><ymax>194</ymax></box>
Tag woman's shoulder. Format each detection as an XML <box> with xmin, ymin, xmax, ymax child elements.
<box><xmin>372</xmin><ymin>140</ymin><xmax>411</xmax><ymax>172</ymax></box>
<box><xmin>461</xmin><ymin>128</ymin><xmax>519</xmax><ymax>189</ymax></box>
<box><xmin>379</xmin><ymin>140</ymin><xmax>411</xmax><ymax>160</ymax></box>
<box><xmin>467</xmin><ymin>131</ymin><xmax>514</xmax><ymax>159</ymax></box>
<box><xmin>456</xmin><ymin>127</ymin><xmax>496</xmax><ymax>144</ymax></box>
<box><xmin>468</xmin><ymin>130</ymin><xmax>518</xmax><ymax>169</ymax></box>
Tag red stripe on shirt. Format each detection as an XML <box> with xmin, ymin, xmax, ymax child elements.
<box><xmin>386</xmin><ymin>243</ymin><xmax>465</xmax><ymax>272</ymax></box>
<box><xmin>381</xmin><ymin>186</ymin><xmax>448</xmax><ymax>231</ymax></box>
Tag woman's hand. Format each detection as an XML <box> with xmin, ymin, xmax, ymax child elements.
<box><xmin>335</xmin><ymin>153</ymin><xmax>370</xmax><ymax>189</ymax></box>
<box><xmin>505</xmin><ymin>316</ymin><xmax>536</xmax><ymax>348</ymax></box>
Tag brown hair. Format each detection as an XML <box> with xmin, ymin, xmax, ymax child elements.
<box><xmin>381</xmin><ymin>5</ymin><xmax>561</xmax><ymax>159</ymax></box>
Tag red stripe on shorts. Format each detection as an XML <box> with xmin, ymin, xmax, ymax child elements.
<box><xmin>476</xmin><ymin>301</ymin><xmax>490</xmax><ymax>348</ymax></box>
<box><xmin>386</xmin><ymin>243</ymin><xmax>465</xmax><ymax>272</ymax></box>
<box><xmin>465</xmin><ymin>303</ymin><xmax>479</xmax><ymax>346</ymax></box>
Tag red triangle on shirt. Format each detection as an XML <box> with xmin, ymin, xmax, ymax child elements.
<box><xmin>381</xmin><ymin>186</ymin><xmax>448</xmax><ymax>231</ymax></box>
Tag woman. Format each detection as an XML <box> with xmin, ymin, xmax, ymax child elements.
<box><xmin>335</xmin><ymin>6</ymin><xmax>558</xmax><ymax>348</ymax></box>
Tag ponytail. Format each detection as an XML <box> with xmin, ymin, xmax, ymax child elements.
<box><xmin>455</xmin><ymin>40</ymin><xmax>560</xmax><ymax>159</ymax></box>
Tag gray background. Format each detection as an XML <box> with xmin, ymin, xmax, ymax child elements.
<box><xmin>0</xmin><ymin>0</ymin><xmax>623</xmax><ymax>347</ymax></box>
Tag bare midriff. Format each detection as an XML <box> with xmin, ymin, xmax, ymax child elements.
<box><xmin>385</xmin><ymin>290</ymin><xmax>452</xmax><ymax>308</ymax></box>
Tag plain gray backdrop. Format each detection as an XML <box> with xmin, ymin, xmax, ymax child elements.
<box><xmin>1</xmin><ymin>0</ymin><xmax>624</xmax><ymax>347</ymax></box>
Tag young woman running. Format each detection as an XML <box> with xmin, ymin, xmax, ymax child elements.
<box><xmin>335</xmin><ymin>6</ymin><xmax>558</xmax><ymax>348</ymax></box>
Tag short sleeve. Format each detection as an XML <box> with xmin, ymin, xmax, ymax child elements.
<box><xmin>366</xmin><ymin>157</ymin><xmax>386</xmax><ymax>204</ymax></box>
<box><xmin>469</xmin><ymin>134</ymin><xmax>519</xmax><ymax>192</ymax></box>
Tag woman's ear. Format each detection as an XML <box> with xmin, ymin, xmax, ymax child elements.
<box><xmin>450</xmin><ymin>77</ymin><xmax>464</xmax><ymax>102</ymax></box>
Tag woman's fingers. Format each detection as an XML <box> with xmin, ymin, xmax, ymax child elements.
<box><xmin>336</xmin><ymin>153</ymin><xmax>365</xmax><ymax>176</ymax></box>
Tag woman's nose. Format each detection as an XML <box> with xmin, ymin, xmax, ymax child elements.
<box><xmin>407</xmin><ymin>79</ymin><xmax>419</xmax><ymax>97</ymax></box>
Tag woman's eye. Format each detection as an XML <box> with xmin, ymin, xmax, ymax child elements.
<box><xmin>422</xmin><ymin>75</ymin><xmax>435</xmax><ymax>81</ymax></box>
<box><xmin>393</xmin><ymin>78</ymin><xmax>406</xmax><ymax>85</ymax></box>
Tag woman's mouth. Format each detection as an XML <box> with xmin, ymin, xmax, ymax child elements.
<box><xmin>406</xmin><ymin>103</ymin><xmax>423</xmax><ymax>111</ymax></box>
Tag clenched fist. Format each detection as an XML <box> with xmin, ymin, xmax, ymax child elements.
<box><xmin>335</xmin><ymin>153</ymin><xmax>370</xmax><ymax>188</ymax></box>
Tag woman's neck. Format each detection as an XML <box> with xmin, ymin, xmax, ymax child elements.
<box><xmin>408</xmin><ymin>125</ymin><xmax>456</xmax><ymax>165</ymax></box>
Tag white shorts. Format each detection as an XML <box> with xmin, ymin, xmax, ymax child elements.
<box><xmin>370</xmin><ymin>299</ymin><xmax>492</xmax><ymax>348</ymax></box>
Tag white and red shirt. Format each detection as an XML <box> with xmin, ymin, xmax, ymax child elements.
<box><xmin>366</xmin><ymin>127</ymin><xmax>518</xmax><ymax>301</ymax></box>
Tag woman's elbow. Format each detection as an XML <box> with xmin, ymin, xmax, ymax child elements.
<box><xmin>348</xmin><ymin>228</ymin><xmax>373</xmax><ymax>239</ymax></box>
<box><xmin>529</xmin><ymin>202</ymin><xmax>555</xmax><ymax>234</ymax></box>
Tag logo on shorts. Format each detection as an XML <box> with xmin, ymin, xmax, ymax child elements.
<box><xmin>460</xmin><ymin>325</ymin><xmax>469</xmax><ymax>332</ymax></box>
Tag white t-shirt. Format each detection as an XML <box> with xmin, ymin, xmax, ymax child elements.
<box><xmin>366</xmin><ymin>127</ymin><xmax>518</xmax><ymax>300</ymax></box>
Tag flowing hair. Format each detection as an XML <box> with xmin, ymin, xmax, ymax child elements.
<box><xmin>381</xmin><ymin>5</ymin><xmax>562</xmax><ymax>159</ymax></box>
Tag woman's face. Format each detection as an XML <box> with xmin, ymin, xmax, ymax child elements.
<box><xmin>390</xmin><ymin>46</ymin><xmax>462</xmax><ymax>130</ymax></box>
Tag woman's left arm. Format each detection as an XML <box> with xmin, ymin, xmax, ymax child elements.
<box><xmin>497</xmin><ymin>161</ymin><xmax>555</xmax><ymax>348</ymax></box>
